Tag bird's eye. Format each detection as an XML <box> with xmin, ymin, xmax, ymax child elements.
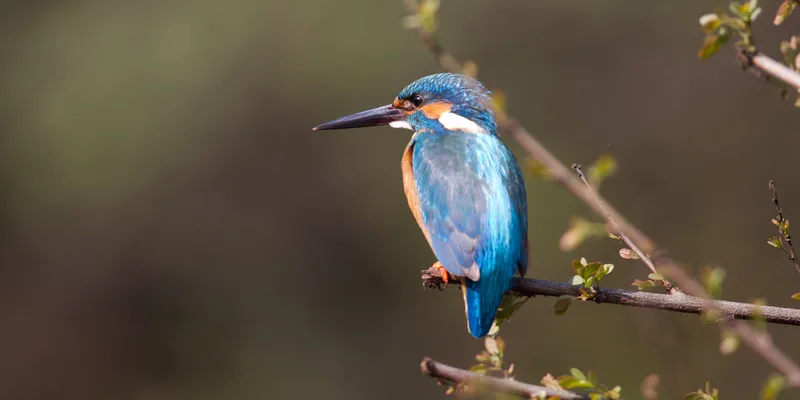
<box><xmin>410</xmin><ymin>94</ymin><xmax>424</xmax><ymax>108</ymax></box>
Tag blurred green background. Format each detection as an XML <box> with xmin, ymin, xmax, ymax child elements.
<box><xmin>2</xmin><ymin>0</ymin><xmax>799</xmax><ymax>398</ymax></box>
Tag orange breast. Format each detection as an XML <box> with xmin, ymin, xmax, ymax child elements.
<box><xmin>401</xmin><ymin>140</ymin><xmax>432</xmax><ymax>246</ymax></box>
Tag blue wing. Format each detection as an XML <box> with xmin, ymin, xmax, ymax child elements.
<box><xmin>411</xmin><ymin>130</ymin><xmax>528</xmax><ymax>337</ymax></box>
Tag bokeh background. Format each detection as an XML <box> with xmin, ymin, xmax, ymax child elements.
<box><xmin>2</xmin><ymin>1</ymin><xmax>799</xmax><ymax>399</ymax></box>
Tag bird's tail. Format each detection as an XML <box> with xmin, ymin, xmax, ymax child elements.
<box><xmin>463</xmin><ymin>274</ymin><xmax>513</xmax><ymax>338</ymax></box>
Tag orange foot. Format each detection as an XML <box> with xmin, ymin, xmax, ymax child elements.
<box><xmin>432</xmin><ymin>261</ymin><xmax>450</xmax><ymax>289</ymax></box>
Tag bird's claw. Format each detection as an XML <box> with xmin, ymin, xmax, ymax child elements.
<box><xmin>432</xmin><ymin>262</ymin><xmax>450</xmax><ymax>289</ymax></box>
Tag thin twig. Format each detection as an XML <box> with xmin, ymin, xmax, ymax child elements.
<box><xmin>663</xmin><ymin>266</ymin><xmax>800</xmax><ymax>387</ymax></box>
<box><xmin>751</xmin><ymin>52</ymin><xmax>800</xmax><ymax>92</ymax></box>
<box><xmin>572</xmin><ymin>164</ymin><xmax>678</xmax><ymax>293</ymax></box>
<box><xmin>769</xmin><ymin>180</ymin><xmax>800</xmax><ymax>276</ymax></box>
<box><xmin>421</xmin><ymin>357</ymin><xmax>588</xmax><ymax>399</ymax></box>
<box><xmin>422</xmin><ymin>267</ymin><xmax>800</xmax><ymax>326</ymax></box>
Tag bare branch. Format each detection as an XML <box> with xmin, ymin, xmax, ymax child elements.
<box><xmin>421</xmin><ymin>357</ymin><xmax>588</xmax><ymax>399</ymax></box>
<box><xmin>768</xmin><ymin>180</ymin><xmax>800</xmax><ymax>276</ymax></box>
<box><xmin>750</xmin><ymin>52</ymin><xmax>800</xmax><ymax>92</ymax></box>
<box><xmin>422</xmin><ymin>267</ymin><xmax>800</xmax><ymax>326</ymax></box>
<box><xmin>572</xmin><ymin>164</ymin><xmax>677</xmax><ymax>293</ymax></box>
<box><xmin>664</xmin><ymin>266</ymin><xmax>800</xmax><ymax>387</ymax></box>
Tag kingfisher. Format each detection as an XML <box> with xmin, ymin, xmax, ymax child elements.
<box><xmin>314</xmin><ymin>73</ymin><xmax>528</xmax><ymax>338</ymax></box>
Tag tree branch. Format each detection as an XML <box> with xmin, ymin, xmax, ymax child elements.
<box><xmin>663</xmin><ymin>266</ymin><xmax>800</xmax><ymax>387</ymax></box>
<box><xmin>572</xmin><ymin>164</ymin><xmax>678</xmax><ymax>293</ymax></box>
<box><xmin>749</xmin><ymin>51</ymin><xmax>800</xmax><ymax>92</ymax></box>
<box><xmin>422</xmin><ymin>267</ymin><xmax>800</xmax><ymax>327</ymax></box>
<box><xmin>768</xmin><ymin>180</ymin><xmax>800</xmax><ymax>276</ymax></box>
<box><xmin>421</xmin><ymin>357</ymin><xmax>589</xmax><ymax>399</ymax></box>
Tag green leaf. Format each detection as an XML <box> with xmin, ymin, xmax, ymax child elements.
<box><xmin>572</xmin><ymin>259</ymin><xmax>584</xmax><ymax>275</ymax></box>
<box><xmin>632</xmin><ymin>279</ymin><xmax>657</xmax><ymax>290</ymax></box>
<box><xmin>761</xmin><ymin>374</ymin><xmax>785</xmax><ymax>400</ymax></box>
<box><xmin>571</xmin><ymin>275</ymin><xmax>585</xmax><ymax>285</ymax></box>
<box><xmin>719</xmin><ymin>329</ymin><xmax>740</xmax><ymax>355</ymax></box>
<box><xmin>595</xmin><ymin>264</ymin><xmax>612</xmax><ymax>281</ymax></box>
<box><xmin>698</xmin><ymin>32</ymin><xmax>730</xmax><ymax>60</ymax></box>
<box><xmin>554</xmin><ymin>295</ymin><xmax>575</xmax><ymax>315</ymax></box>
<box><xmin>469</xmin><ymin>363</ymin><xmax>488</xmax><ymax>375</ymax></box>
<box><xmin>475</xmin><ymin>351</ymin><xmax>490</xmax><ymax>362</ymax></box>
<box><xmin>559</xmin><ymin>217</ymin><xmax>608</xmax><ymax>251</ymax></box>
<box><xmin>495</xmin><ymin>336</ymin><xmax>506</xmax><ymax>355</ymax></box>
<box><xmin>751</xmin><ymin>7</ymin><xmax>762</xmax><ymax>21</ymax></box>
<box><xmin>775</xmin><ymin>0</ymin><xmax>797</xmax><ymax>25</ymax></box>
<box><xmin>587</xmin><ymin>154</ymin><xmax>618</xmax><ymax>188</ymax></box>
<box><xmin>417</xmin><ymin>0</ymin><xmax>441</xmax><ymax>33</ymax></box>
<box><xmin>558</xmin><ymin>375</ymin><xmax>594</xmax><ymax>390</ymax></box>
<box><xmin>581</xmin><ymin>262</ymin><xmax>602</xmax><ymax>279</ymax></box>
<box><xmin>730</xmin><ymin>2</ymin><xmax>744</xmax><ymax>16</ymax></box>
<box><xmin>570</xmin><ymin>368</ymin><xmax>587</xmax><ymax>381</ymax></box>
<box><xmin>702</xmin><ymin>267</ymin><xmax>726</xmax><ymax>299</ymax></box>
<box><xmin>699</xmin><ymin>13</ymin><xmax>722</xmax><ymax>33</ymax></box>
<box><xmin>648</xmin><ymin>272</ymin><xmax>664</xmax><ymax>281</ymax></box>
<box><xmin>525</xmin><ymin>158</ymin><xmax>554</xmax><ymax>181</ymax></box>
<box><xmin>603</xmin><ymin>386</ymin><xmax>623</xmax><ymax>400</ymax></box>
<box><xmin>585</xmin><ymin>276</ymin><xmax>595</xmax><ymax>288</ymax></box>
<box><xmin>791</xmin><ymin>292</ymin><xmax>800</xmax><ymax>300</ymax></box>
<box><xmin>768</xmin><ymin>237</ymin><xmax>783</xmax><ymax>248</ymax></box>
<box><xmin>493</xmin><ymin>293</ymin><xmax>528</xmax><ymax>329</ymax></box>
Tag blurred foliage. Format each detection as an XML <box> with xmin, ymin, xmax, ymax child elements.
<box><xmin>698</xmin><ymin>0</ymin><xmax>800</xmax><ymax>106</ymax></box>
<box><xmin>3</xmin><ymin>0</ymin><xmax>800</xmax><ymax>400</ymax></box>
<box><xmin>632</xmin><ymin>272</ymin><xmax>669</xmax><ymax>291</ymax></box>
<box><xmin>586</xmin><ymin>154</ymin><xmax>618</xmax><ymax>189</ymax></box>
<box><xmin>761</xmin><ymin>374</ymin><xmax>785</xmax><ymax>400</ymax></box>
<box><xmin>701</xmin><ymin>267</ymin><xmax>727</xmax><ymax>299</ymax></box>
<box><xmin>697</xmin><ymin>0</ymin><xmax>761</xmax><ymax>59</ymax></box>
<box><xmin>403</xmin><ymin>0</ymin><xmax>441</xmax><ymax>33</ymax></box>
<box><xmin>779</xmin><ymin>36</ymin><xmax>800</xmax><ymax>106</ymax></box>
<box><xmin>773</xmin><ymin>0</ymin><xmax>797</xmax><ymax>25</ymax></box>
<box><xmin>541</xmin><ymin>368</ymin><xmax>622</xmax><ymax>400</ymax></box>
<box><xmin>559</xmin><ymin>217</ymin><xmax>607</xmax><ymax>252</ymax></box>
<box><xmin>684</xmin><ymin>382</ymin><xmax>720</xmax><ymax>400</ymax></box>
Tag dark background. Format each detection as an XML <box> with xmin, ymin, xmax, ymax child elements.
<box><xmin>1</xmin><ymin>0</ymin><xmax>799</xmax><ymax>399</ymax></box>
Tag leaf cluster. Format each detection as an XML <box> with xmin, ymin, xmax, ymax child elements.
<box><xmin>697</xmin><ymin>0</ymin><xmax>761</xmax><ymax>60</ymax></box>
<box><xmin>555</xmin><ymin>258</ymin><xmax>614</xmax><ymax>315</ymax></box>
<box><xmin>540</xmin><ymin>368</ymin><xmax>621</xmax><ymax>400</ymax></box>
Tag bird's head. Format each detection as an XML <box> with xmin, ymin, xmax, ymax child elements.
<box><xmin>313</xmin><ymin>73</ymin><xmax>496</xmax><ymax>135</ymax></box>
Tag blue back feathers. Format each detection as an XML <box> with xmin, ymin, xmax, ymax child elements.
<box><xmin>401</xmin><ymin>73</ymin><xmax>529</xmax><ymax>338</ymax></box>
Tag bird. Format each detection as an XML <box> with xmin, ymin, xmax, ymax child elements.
<box><xmin>313</xmin><ymin>73</ymin><xmax>528</xmax><ymax>338</ymax></box>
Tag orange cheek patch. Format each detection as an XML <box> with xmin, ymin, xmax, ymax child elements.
<box><xmin>420</xmin><ymin>102</ymin><xmax>452</xmax><ymax>119</ymax></box>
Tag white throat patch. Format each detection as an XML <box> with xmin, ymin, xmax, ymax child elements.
<box><xmin>389</xmin><ymin>121</ymin><xmax>413</xmax><ymax>130</ymax></box>
<box><xmin>438</xmin><ymin>111</ymin><xmax>484</xmax><ymax>134</ymax></box>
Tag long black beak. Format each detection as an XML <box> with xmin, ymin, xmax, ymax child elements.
<box><xmin>313</xmin><ymin>104</ymin><xmax>405</xmax><ymax>131</ymax></box>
